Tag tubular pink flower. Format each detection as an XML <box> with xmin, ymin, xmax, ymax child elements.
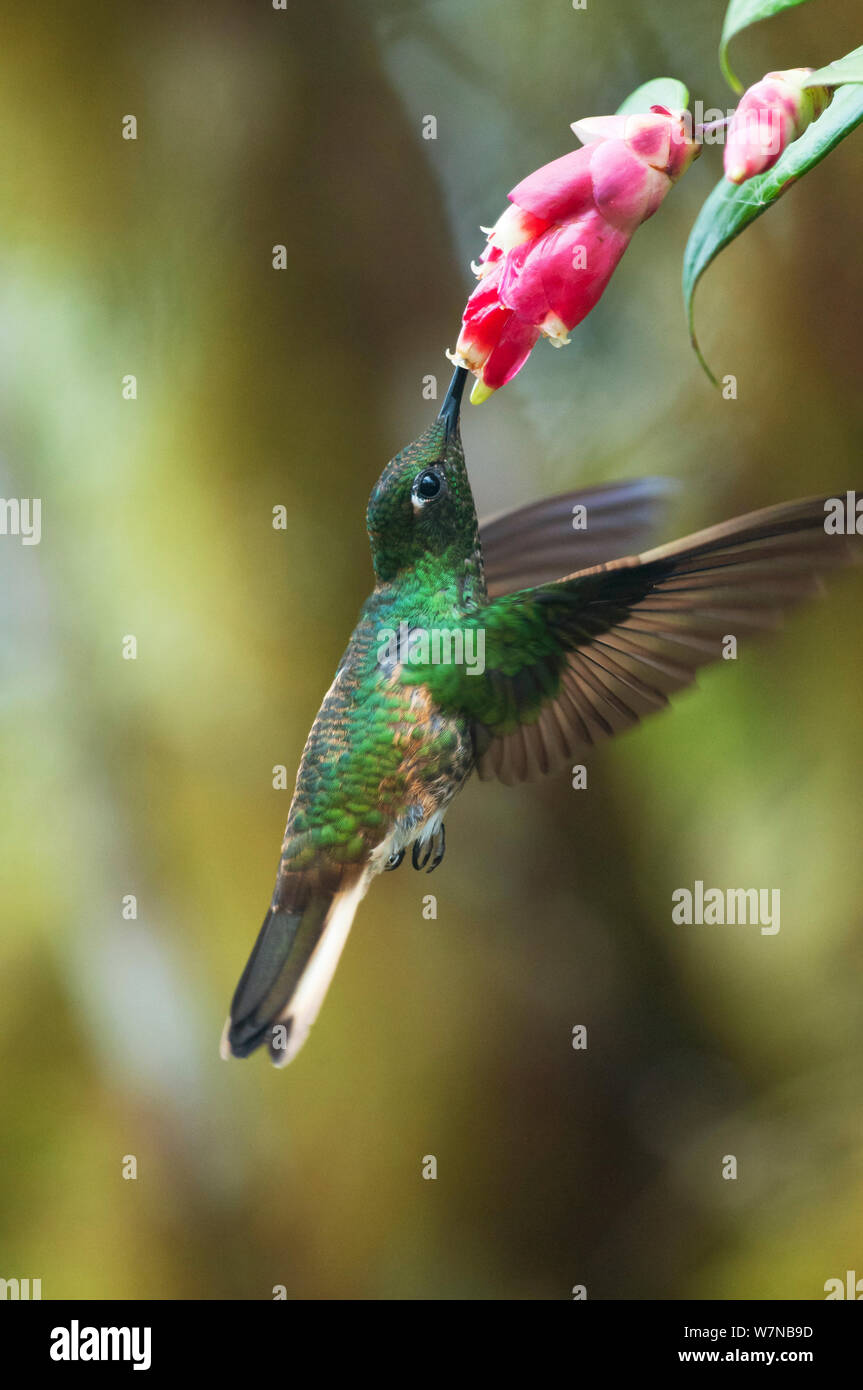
<box><xmin>449</xmin><ymin>107</ymin><xmax>700</xmax><ymax>401</ymax></box>
<box><xmin>724</xmin><ymin>69</ymin><xmax>832</xmax><ymax>185</ymax></box>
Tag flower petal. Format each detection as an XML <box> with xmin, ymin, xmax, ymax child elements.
<box><xmin>453</xmin><ymin>267</ymin><xmax>512</xmax><ymax>370</ymax></box>
<box><xmin>588</xmin><ymin>138</ymin><xmax>665</xmax><ymax>229</ymax></box>
<box><xmin>508</xmin><ymin>144</ymin><xmax>595</xmax><ymax>224</ymax></box>
<box><xmin>570</xmin><ymin>114</ymin><xmax>631</xmax><ymax>145</ymax></box>
<box><xmin>480</xmin><ymin>313</ymin><xmax>541</xmax><ymax>390</ymax></box>
<box><xmin>499</xmin><ymin>215</ymin><xmax>631</xmax><ymax>331</ymax></box>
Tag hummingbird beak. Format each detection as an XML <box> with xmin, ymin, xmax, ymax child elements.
<box><xmin>437</xmin><ymin>365</ymin><xmax>467</xmax><ymax>441</ymax></box>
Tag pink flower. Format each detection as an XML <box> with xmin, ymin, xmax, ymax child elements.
<box><xmin>724</xmin><ymin>69</ymin><xmax>832</xmax><ymax>185</ymax></box>
<box><xmin>449</xmin><ymin>107</ymin><xmax>700</xmax><ymax>402</ymax></box>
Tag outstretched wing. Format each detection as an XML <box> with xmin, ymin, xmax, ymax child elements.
<box><xmin>478</xmin><ymin>477</ymin><xmax>676</xmax><ymax>597</ymax></box>
<box><xmin>407</xmin><ymin>495</ymin><xmax>858</xmax><ymax>786</ymax></box>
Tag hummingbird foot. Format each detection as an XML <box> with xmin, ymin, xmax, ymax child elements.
<box><xmin>385</xmin><ymin>847</ymin><xmax>406</xmax><ymax>871</ymax></box>
<box><xmin>412</xmin><ymin>823</ymin><xmax>446</xmax><ymax>873</ymax></box>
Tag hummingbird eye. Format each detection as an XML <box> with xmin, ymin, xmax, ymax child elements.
<box><xmin>412</xmin><ymin>468</ymin><xmax>445</xmax><ymax>505</ymax></box>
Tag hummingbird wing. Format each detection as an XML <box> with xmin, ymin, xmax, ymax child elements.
<box><xmin>407</xmin><ymin>495</ymin><xmax>857</xmax><ymax>786</ymax></box>
<box><xmin>479</xmin><ymin>477</ymin><xmax>676</xmax><ymax>597</ymax></box>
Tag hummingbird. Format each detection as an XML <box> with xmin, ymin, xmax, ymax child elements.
<box><xmin>221</xmin><ymin>365</ymin><xmax>856</xmax><ymax>1068</ymax></box>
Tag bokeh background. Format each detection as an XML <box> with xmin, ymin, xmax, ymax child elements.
<box><xmin>1</xmin><ymin>0</ymin><xmax>862</xmax><ymax>1300</ymax></box>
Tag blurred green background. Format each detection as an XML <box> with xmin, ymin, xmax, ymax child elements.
<box><xmin>1</xmin><ymin>0</ymin><xmax>862</xmax><ymax>1300</ymax></box>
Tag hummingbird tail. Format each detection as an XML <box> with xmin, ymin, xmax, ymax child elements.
<box><xmin>220</xmin><ymin>869</ymin><xmax>370</xmax><ymax>1067</ymax></box>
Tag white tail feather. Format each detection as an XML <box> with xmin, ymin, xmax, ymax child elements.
<box><xmin>270</xmin><ymin>873</ymin><xmax>371</xmax><ymax>1067</ymax></box>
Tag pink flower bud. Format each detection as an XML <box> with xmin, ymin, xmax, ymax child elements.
<box><xmin>723</xmin><ymin>69</ymin><xmax>832</xmax><ymax>184</ymax></box>
<box><xmin>449</xmin><ymin>107</ymin><xmax>700</xmax><ymax>401</ymax></box>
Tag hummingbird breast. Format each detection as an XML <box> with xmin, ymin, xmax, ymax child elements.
<box><xmin>276</xmin><ymin>605</ymin><xmax>475</xmax><ymax>882</ymax></box>
<box><xmin>369</xmin><ymin>675</ymin><xmax>474</xmax><ymax>870</ymax></box>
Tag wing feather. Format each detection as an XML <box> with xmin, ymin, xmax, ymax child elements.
<box><xmin>479</xmin><ymin>477</ymin><xmax>675</xmax><ymax>596</ymax></box>
<box><xmin>475</xmin><ymin>494</ymin><xmax>858</xmax><ymax>783</ymax></box>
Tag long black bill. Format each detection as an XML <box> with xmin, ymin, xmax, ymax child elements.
<box><xmin>438</xmin><ymin>365</ymin><xmax>467</xmax><ymax>439</ymax></box>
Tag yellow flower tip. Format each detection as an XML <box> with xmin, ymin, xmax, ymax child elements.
<box><xmin>724</xmin><ymin>164</ymin><xmax>746</xmax><ymax>185</ymax></box>
<box><xmin>469</xmin><ymin>377</ymin><xmax>496</xmax><ymax>405</ymax></box>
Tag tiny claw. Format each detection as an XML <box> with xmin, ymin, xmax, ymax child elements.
<box><xmin>411</xmin><ymin>838</ymin><xmax>431</xmax><ymax>872</ymax></box>
<box><xmin>412</xmin><ymin>824</ymin><xmax>446</xmax><ymax>873</ymax></box>
<box><xmin>427</xmin><ymin>822</ymin><xmax>446</xmax><ymax>873</ymax></box>
<box><xmin>385</xmin><ymin>848</ymin><xmax>405</xmax><ymax>872</ymax></box>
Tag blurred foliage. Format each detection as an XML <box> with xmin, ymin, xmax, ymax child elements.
<box><xmin>0</xmin><ymin>0</ymin><xmax>861</xmax><ymax>1300</ymax></box>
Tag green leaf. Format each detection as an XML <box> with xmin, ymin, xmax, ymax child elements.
<box><xmin>719</xmin><ymin>0</ymin><xmax>814</xmax><ymax>93</ymax></box>
<box><xmin>806</xmin><ymin>45</ymin><xmax>863</xmax><ymax>86</ymax></box>
<box><xmin>616</xmin><ymin>78</ymin><xmax>689</xmax><ymax>116</ymax></box>
<box><xmin>682</xmin><ymin>81</ymin><xmax>863</xmax><ymax>384</ymax></box>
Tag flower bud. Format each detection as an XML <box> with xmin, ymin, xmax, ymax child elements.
<box><xmin>724</xmin><ymin>69</ymin><xmax>832</xmax><ymax>184</ymax></box>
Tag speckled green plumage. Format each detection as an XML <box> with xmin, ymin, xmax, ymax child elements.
<box><xmin>274</xmin><ymin>417</ymin><xmax>482</xmax><ymax>884</ymax></box>
<box><xmin>397</xmin><ymin>570</ymin><xmax>643</xmax><ymax>734</ymax></box>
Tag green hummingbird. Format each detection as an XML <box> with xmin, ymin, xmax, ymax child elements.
<box><xmin>221</xmin><ymin>366</ymin><xmax>855</xmax><ymax>1067</ymax></box>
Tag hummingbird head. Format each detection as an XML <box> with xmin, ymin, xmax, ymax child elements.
<box><xmin>367</xmin><ymin>367</ymin><xmax>483</xmax><ymax>591</ymax></box>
